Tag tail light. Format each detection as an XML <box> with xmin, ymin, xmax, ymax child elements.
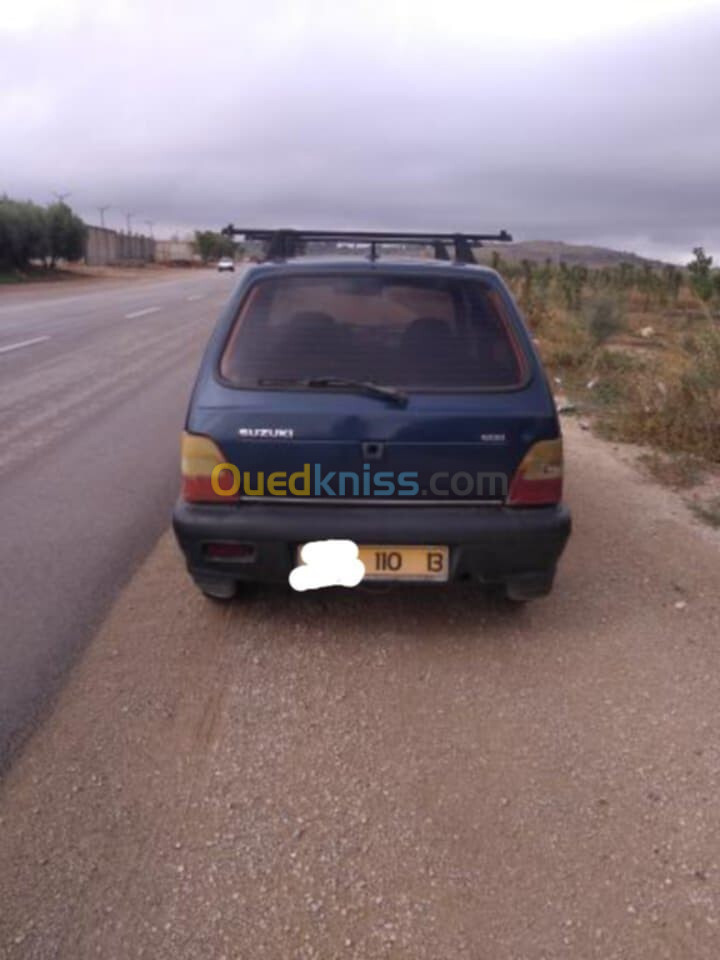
<box><xmin>507</xmin><ymin>438</ymin><xmax>563</xmax><ymax>506</ymax></box>
<box><xmin>180</xmin><ymin>431</ymin><xmax>241</xmax><ymax>503</ymax></box>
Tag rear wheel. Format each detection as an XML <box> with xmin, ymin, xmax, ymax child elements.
<box><xmin>503</xmin><ymin>568</ymin><xmax>556</xmax><ymax>603</ymax></box>
<box><xmin>192</xmin><ymin>576</ymin><xmax>237</xmax><ymax>601</ymax></box>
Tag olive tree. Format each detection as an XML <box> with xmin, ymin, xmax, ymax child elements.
<box><xmin>46</xmin><ymin>202</ymin><xmax>86</xmax><ymax>266</ymax></box>
<box><xmin>0</xmin><ymin>196</ymin><xmax>47</xmax><ymax>269</ymax></box>
<box><xmin>687</xmin><ymin>247</ymin><xmax>714</xmax><ymax>303</ymax></box>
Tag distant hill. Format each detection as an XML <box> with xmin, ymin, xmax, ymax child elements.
<box><xmin>476</xmin><ymin>240</ymin><xmax>665</xmax><ymax>269</ymax></box>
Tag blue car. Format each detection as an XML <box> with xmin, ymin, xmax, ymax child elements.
<box><xmin>173</xmin><ymin>229</ymin><xmax>571</xmax><ymax>601</ymax></box>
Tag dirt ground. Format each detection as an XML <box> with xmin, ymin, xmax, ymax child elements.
<box><xmin>1</xmin><ymin>421</ymin><xmax>720</xmax><ymax>959</ymax></box>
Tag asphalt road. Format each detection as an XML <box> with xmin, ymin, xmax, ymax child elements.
<box><xmin>0</xmin><ymin>269</ymin><xmax>236</xmax><ymax>766</ymax></box>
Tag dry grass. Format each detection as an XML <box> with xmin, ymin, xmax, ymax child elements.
<box><xmin>596</xmin><ymin>327</ymin><xmax>720</xmax><ymax>460</ymax></box>
<box><xmin>506</xmin><ymin>258</ymin><xmax>720</xmax><ymax>534</ymax></box>
<box><xmin>505</xmin><ymin>269</ymin><xmax>720</xmax><ymax>475</ymax></box>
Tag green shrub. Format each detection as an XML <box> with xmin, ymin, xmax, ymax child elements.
<box><xmin>585</xmin><ymin>296</ymin><xmax>626</xmax><ymax>344</ymax></box>
<box><xmin>0</xmin><ymin>195</ymin><xmax>86</xmax><ymax>269</ymax></box>
<box><xmin>46</xmin><ymin>202</ymin><xmax>86</xmax><ymax>266</ymax></box>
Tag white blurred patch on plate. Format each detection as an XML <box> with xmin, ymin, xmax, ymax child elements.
<box><xmin>289</xmin><ymin>540</ymin><xmax>365</xmax><ymax>592</ymax></box>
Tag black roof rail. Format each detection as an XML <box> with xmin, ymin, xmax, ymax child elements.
<box><xmin>221</xmin><ymin>226</ymin><xmax>512</xmax><ymax>264</ymax></box>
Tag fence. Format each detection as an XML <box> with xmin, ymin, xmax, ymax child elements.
<box><xmin>85</xmin><ymin>226</ymin><xmax>156</xmax><ymax>265</ymax></box>
<box><xmin>154</xmin><ymin>240</ymin><xmax>196</xmax><ymax>264</ymax></box>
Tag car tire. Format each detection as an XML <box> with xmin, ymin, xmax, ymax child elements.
<box><xmin>503</xmin><ymin>568</ymin><xmax>556</xmax><ymax>603</ymax></box>
<box><xmin>193</xmin><ymin>576</ymin><xmax>237</xmax><ymax>601</ymax></box>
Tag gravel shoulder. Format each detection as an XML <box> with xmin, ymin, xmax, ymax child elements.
<box><xmin>2</xmin><ymin>421</ymin><xmax>720</xmax><ymax>959</ymax></box>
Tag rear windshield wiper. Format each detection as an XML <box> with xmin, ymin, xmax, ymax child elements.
<box><xmin>258</xmin><ymin>376</ymin><xmax>408</xmax><ymax>406</ymax></box>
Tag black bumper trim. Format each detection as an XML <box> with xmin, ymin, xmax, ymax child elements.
<box><xmin>173</xmin><ymin>500</ymin><xmax>571</xmax><ymax>584</ymax></box>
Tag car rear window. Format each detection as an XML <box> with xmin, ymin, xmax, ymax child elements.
<box><xmin>219</xmin><ymin>273</ymin><xmax>526</xmax><ymax>389</ymax></box>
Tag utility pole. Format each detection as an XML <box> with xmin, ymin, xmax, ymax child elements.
<box><xmin>98</xmin><ymin>205</ymin><xmax>111</xmax><ymax>229</ymax></box>
<box><xmin>124</xmin><ymin>212</ymin><xmax>136</xmax><ymax>235</ymax></box>
<box><xmin>144</xmin><ymin>219</ymin><xmax>155</xmax><ymax>238</ymax></box>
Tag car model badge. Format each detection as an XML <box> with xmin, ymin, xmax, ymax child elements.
<box><xmin>238</xmin><ymin>427</ymin><xmax>294</xmax><ymax>439</ymax></box>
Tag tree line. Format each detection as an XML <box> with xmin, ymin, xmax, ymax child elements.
<box><xmin>0</xmin><ymin>195</ymin><xmax>87</xmax><ymax>270</ymax></box>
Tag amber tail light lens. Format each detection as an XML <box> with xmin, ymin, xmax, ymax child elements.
<box><xmin>507</xmin><ymin>438</ymin><xmax>563</xmax><ymax>506</ymax></box>
<box><xmin>180</xmin><ymin>431</ymin><xmax>241</xmax><ymax>503</ymax></box>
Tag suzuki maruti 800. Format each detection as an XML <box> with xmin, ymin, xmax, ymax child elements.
<box><xmin>173</xmin><ymin>228</ymin><xmax>571</xmax><ymax>600</ymax></box>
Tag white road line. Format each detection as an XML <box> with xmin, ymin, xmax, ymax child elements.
<box><xmin>125</xmin><ymin>306</ymin><xmax>161</xmax><ymax>319</ymax></box>
<box><xmin>0</xmin><ymin>335</ymin><xmax>50</xmax><ymax>356</ymax></box>
<box><xmin>186</xmin><ymin>294</ymin><xmax>204</xmax><ymax>302</ymax></box>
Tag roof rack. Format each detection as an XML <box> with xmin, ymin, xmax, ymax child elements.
<box><xmin>220</xmin><ymin>226</ymin><xmax>512</xmax><ymax>264</ymax></box>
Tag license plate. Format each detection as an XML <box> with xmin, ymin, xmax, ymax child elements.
<box><xmin>359</xmin><ymin>545</ymin><xmax>449</xmax><ymax>581</ymax></box>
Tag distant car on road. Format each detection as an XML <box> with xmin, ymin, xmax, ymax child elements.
<box><xmin>217</xmin><ymin>256</ymin><xmax>235</xmax><ymax>272</ymax></box>
<box><xmin>174</xmin><ymin>227</ymin><xmax>571</xmax><ymax>602</ymax></box>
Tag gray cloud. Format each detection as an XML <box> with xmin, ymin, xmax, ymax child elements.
<box><xmin>2</xmin><ymin>2</ymin><xmax>719</xmax><ymax>261</ymax></box>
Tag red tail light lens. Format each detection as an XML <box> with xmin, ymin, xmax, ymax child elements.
<box><xmin>507</xmin><ymin>438</ymin><xmax>563</xmax><ymax>506</ymax></box>
<box><xmin>180</xmin><ymin>432</ymin><xmax>241</xmax><ymax>503</ymax></box>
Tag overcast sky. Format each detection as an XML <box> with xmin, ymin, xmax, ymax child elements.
<box><xmin>2</xmin><ymin>0</ymin><xmax>719</xmax><ymax>262</ymax></box>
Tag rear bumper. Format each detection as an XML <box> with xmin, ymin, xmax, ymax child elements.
<box><xmin>172</xmin><ymin>500</ymin><xmax>571</xmax><ymax>586</ymax></box>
